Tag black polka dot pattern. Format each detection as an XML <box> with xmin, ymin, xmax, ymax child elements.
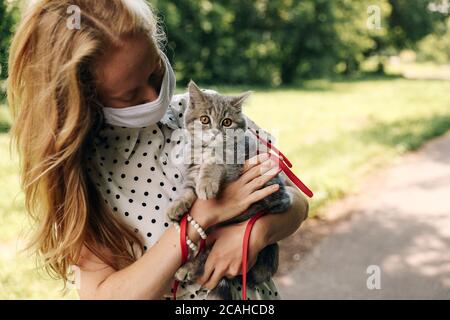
<box><xmin>86</xmin><ymin>92</ymin><xmax>279</xmax><ymax>301</ymax></box>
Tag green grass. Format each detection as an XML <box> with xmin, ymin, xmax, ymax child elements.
<box><xmin>241</xmin><ymin>77</ymin><xmax>450</xmax><ymax>213</ymax></box>
<box><xmin>0</xmin><ymin>134</ymin><xmax>78</xmax><ymax>299</ymax></box>
<box><xmin>0</xmin><ymin>105</ymin><xmax>11</xmax><ymax>133</ymax></box>
<box><xmin>1</xmin><ymin>76</ymin><xmax>450</xmax><ymax>299</ymax></box>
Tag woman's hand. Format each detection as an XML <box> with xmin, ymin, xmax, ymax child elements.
<box><xmin>196</xmin><ymin>220</ymin><xmax>264</xmax><ymax>290</ymax></box>
<box><xmin>190</xmin><ymin>153</ymin><xmax>282</xmax><ymax>228</ymax></box>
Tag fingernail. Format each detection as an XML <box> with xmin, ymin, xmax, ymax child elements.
<box><xmin>273</xmin><ymin>184</ymin><xmax>280</xmax><ymax>189</ymax></box>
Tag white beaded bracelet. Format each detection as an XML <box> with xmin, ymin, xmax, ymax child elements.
<box><xmin>173</xmin><ymin>222</ymin><xmax>199</xmax><ymax>254</ymax></box>
<box><xmin>187</xmin><ymin>214</ymin><xmax>207</xmax><ymax>240</ymax></box>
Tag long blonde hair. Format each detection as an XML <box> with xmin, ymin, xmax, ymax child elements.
<box><xmin>7</xmin><ymin>0</ymin><xmax>165</xmax><ymax>287</ymax></box>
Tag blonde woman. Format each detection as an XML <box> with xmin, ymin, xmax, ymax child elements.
<box><xmin>8</xmin><ymin>0</ymin><xmax>309</xmax><ymax>300</ymax></box>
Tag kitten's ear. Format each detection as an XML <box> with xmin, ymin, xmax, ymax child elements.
<box><xmin>230</xmin><ymin>91</ymin><xmax>253</xmax><ymax>110</ymax></box>
<box><xmin>188</xmin><ymin>80</ymin><xmax>206</xmax><ymax>107</ymax></box>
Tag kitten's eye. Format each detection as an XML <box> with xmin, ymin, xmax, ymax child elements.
<box><xmin>200</xmin><ymin>116</ymin><xmax>210</xmax><ymax>125</ymax></box>
<box><xmin>222</xmin><ymin>118</ymin><xmax>233</xmax><ymax>127</ymax></box>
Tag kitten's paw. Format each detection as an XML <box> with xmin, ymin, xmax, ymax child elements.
<box><xmin>175</xmin><ymin>265</ymin><xmax>197</xmax><ymax>282</ymax></box>
<box><xmin>208</xmin><ymin>279</ymin><xmax>232</xmax><ymax>300</ymax></box>
<box><xmin>196</xmin><ymin>180</ymin><xmax>220</xmax><ymax>200</ymax></box>
<box><xmin>167</xmin><ymin>199</ymin><xmax>191</xmax><ymax>222</ymax></box>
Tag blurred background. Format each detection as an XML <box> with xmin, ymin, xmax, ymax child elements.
<box><xmin>0</xmin><ymin>0</ymin><xmax>449</xmax><ymax>299</ymax></box>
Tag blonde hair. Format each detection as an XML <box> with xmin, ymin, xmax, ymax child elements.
<box><xmin>7</xmin><ymin>0</ymin><xmax>165</xmax><ymax>288</ymax></box>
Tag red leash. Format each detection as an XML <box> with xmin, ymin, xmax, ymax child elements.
<box><xmin>250</xmin><ymin>128</ymin><xmax>293</xmax><ymax>168</ymax></box>
<box><xmin>250</xmin><ymin>128</ymin><xmax>313</xmax><ymax>198</ymax></box>
<box><xmin>241</xmin><ymin>210</ymin><xmax>266</xmax><ymax>300</ymax></box>
<box><xmin>172</xmin><ymin>211</ymin><xmax>266</xmax><ymax>301</ymax></box>
<box><xmin>172</xmin><ymin>214</ymin><xmax>188</xmax><ymax>300</ymax></box>
<box><xmin>276</xmin><ymin>155</ymin><xmax>313</xmax><ymax>198</ymax></box>
<box><xmin>172</xmin><ymin>129</ymin><xmax>313</xmax><ymax>300</ymax></box>
<box><xmin>172</xmin><ymin>214</ymin><xmax>205</xmax><ymax>300</ymax></box>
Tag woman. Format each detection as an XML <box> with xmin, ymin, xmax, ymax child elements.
<box><xmin>8</xmin><ymin>0</ymin><xmax>308</xmax><ymax>299</ymax></box>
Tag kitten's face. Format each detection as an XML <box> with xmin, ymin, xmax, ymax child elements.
<box><xmin>184</xmin><ymin>81</ymin><xmax>250</xmax><ymax>145</ymax></box>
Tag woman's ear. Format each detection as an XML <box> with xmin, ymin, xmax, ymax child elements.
<box><xmin>188</xmin><ymin>80</ymin><xmax>206</xmax><ymax>108</ymax></box>
<box><xmin>230</xmin><ymin>91</ymin><xmax>253</xmax><ymax>110</ymax></box>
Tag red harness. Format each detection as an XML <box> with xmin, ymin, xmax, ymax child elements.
<box><xmin>172</xmin><ymin>129</ymin><xmax>313</xmax><ymax>300</ymax></box>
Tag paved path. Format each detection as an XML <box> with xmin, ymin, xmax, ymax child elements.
<box><xmin>275</xmin><ymin>131</ymin><xmax>450</xmax><ymax>299</ymax></box>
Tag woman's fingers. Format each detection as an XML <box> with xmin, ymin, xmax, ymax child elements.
<box><xmin>204</xmin><ymin>266</ymin><xmax>226</xmax><ymax>290</ymax></box>
<box><xmin>241</xmin><ymin>157</ymin><xmax>278</xmax><ymax>184</ymax></box>
<box><xmin>246</xmin><ymin>166</ymin><xmax>282</xmax><ymax>193</ymax></box>
<box><xmin>241</xmin><ymin>153</ymin><xmax>270</xmax><ymax>174</ymax></box>
<box><xmin>197</xmin><ymin>261</ymin><xmax>214</xmax><ymax>286</ymax></box>
<box><xmin>246</xmin><ymin>183</ymin><xmax>280</xmax><ymax>205</ymax></box>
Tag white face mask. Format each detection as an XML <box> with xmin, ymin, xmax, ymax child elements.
<box><xmin>102</xmin><ymin>51</ymin><xmax>176</xmax><ymax>128</ymax></box>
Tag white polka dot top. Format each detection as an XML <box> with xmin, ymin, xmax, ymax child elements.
<box><xmin>87</xmin><ymin>92</ymin><xmax>281</xmax><ymax>300</ymax></box>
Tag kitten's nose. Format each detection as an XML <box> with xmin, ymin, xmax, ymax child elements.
<box><xmin>211</xmin><ymin>129</ymin><xmax>220</xmax><ymax>136</ymax></box>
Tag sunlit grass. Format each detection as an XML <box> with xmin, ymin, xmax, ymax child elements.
<box><xmin>0</xmin><ymin>133</ymin><xmax>78</xmax><ymax>300</ymax></box>
<box><xmin>0</xmin><ymin>105</ymin><xmax>11</xmax><ymax>133</ymax></box>
<box><xmin>210</xmin><ymin>77</ymin><xmax>450</xmax><ymax>212</ymax></box>
<box><xmin>1</xmin><ymin>76</ymin><xmax>450</xmax><ymax>299</ymax></box>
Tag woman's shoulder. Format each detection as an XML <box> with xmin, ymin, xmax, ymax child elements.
<box><xmin>160</xmin><ymin>92</ymin><xmax>189</xmax><ymax>129</ymax></box>
<box><xmin>172</xmin><ymin>91</ymin><xmax>189</xmax><ymax>101</ymax></box>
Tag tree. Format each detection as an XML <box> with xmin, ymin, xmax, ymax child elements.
<box><xmin>0</xmin><ymin>0</ymin><xmax>18</xmax><ymax>81</ymax></box>
<box><xmin>154</xmin><ymin>0</ymin><xmax>392</xmax><ymax>85</ymax></box>
<box><xmin>364</xmin><ymin>0</ymin><xmax>448</xmax><ymax>73</ymax></box>
<box><xmin>153</xmin><ymin>0</ymin><xmax>449</xmax><ymax>85</ymax></box>
<box><xmin>387</xmin><ymin>0</ymin><xmax>447</xmax><ymax>49</ymax></box>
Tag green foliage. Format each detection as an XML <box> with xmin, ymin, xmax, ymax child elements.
<box><xmin>0</xmin><ymin>0</ymin><xmax>448</xmax><ymax>85</ymax></box>
<box><xmin>387</xmin><ymin>0</ymin><xmax>447</xmax><ymax>49</ymax></box>
<box><xmin>417</xmin><ymin>17</ymin><xmax>450</xmax><ymax>63</ymax></box>
<box><xmin>0</xmin><ymin>0</ymin><xmax>18</xmax><ymax>81</ymax></box>
<box><xmin>0</xmin><ymin>104</ymin><xmax>11</xmax><ymax>132</ymax></box>
<box><xmin>154</xmin><ymin>0</ymin><xmax>446</xmax><ymax>85</ymax></box>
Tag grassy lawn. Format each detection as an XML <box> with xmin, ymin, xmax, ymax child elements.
<box><xmin>0</xmin><ymin>133</ymin><xmax>78</xmax><ymax>299</ymax></box>
<box><xmin>211</xmin><ymin>76</ymin><xmax>450</xmax><ymax>213</ymax></box>
<box><xmin>1</xmin><ymin>76</ymin><xmax>450</xmax><ymax>299</ymax></box>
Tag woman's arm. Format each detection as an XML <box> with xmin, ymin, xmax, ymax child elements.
<box><xmin>77</xmin><ymin>153</ymin><xmax>281</xmax><ymax>299</ymax></box>
<box><xmin>77</xmin><ymin>214</ymin><xmax>210</xmax><ymax>300</ymax></box>
<box><xmin>254</xmin><ymin>177</ymin><xmax>309</xmax><ymax>249</ymax></box>
<box><xmin>197</xmin><ymin>174</ymin><xmax>309</xmax><ymax>290</ymax></box>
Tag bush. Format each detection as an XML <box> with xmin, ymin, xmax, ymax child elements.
<box><xmin>417</xmin><ymin>18</ymin><xmax>450</xmax><ymax>64</ymax></box>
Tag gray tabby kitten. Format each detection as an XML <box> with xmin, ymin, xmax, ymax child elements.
<box><xmin>166</xmin><ymin>81</ymin><xmax>291</xmax><ymax>300</ymax></box>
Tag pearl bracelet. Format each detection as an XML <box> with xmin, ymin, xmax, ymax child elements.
<box><xmin>173</xmin><ymin>222</ymin><xmax>199</xmax><ymax>254</ymax></box>
<box><xmin>187</xmin><ymin>214</ymin><xmax>207</xmax><ymax>240</ymax></box>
